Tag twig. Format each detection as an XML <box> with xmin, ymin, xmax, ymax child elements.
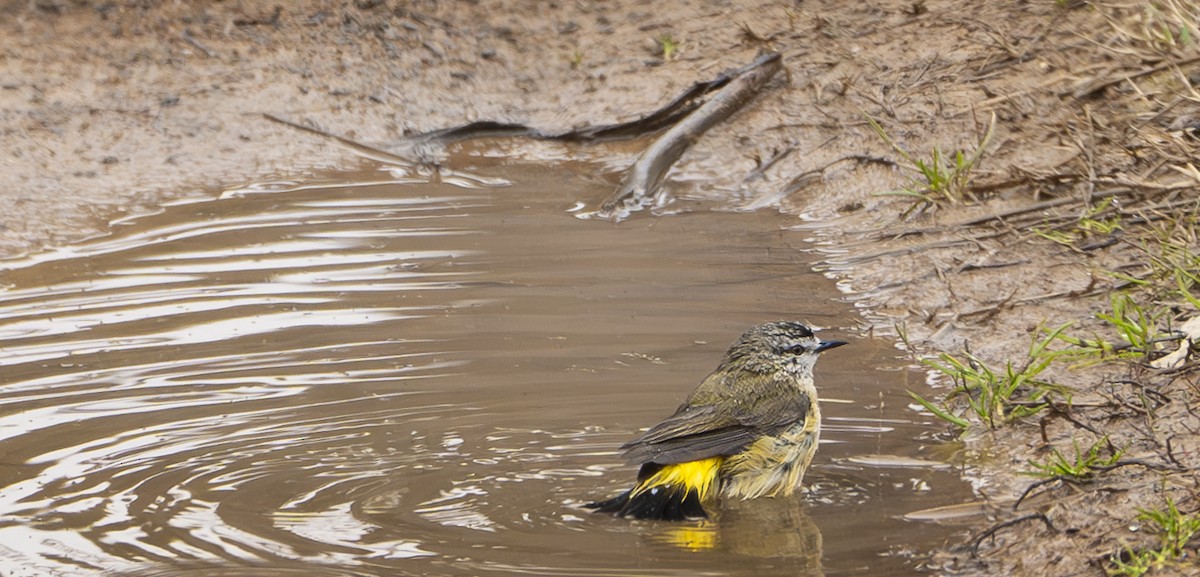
<box><xmin>266</xmin><ymin>53</ymin><xmax>758</xmax><ymax>163</ymax></box>
<box><xmin>594</xmin><ymin>53</ymin><xmax>784</xmax><ymax>219</ymax></box>
<box><xmin>407</xmin><ymin>60</ymin><xmax>745</xmax><ymax>144</ymax></box>
<box><xmin>1165</xmin><ymin>436</ymin><xmax>1185</xmax><ymax>469</ymax></box>
<box><xmin>233</xmin><ymin>6</ymin><xmax>282</xmax><ymax>27</ymax></box>
<box><xmin>835</xmin><ymin>229</ymin><xmax>1010</xmax><ymax>266</ymax></box>
<box><xmin>180</xmin><ymin>29</ymin><xmax>216</xmax><ymax>58</ymax></box>
<box><xmin>1090</xmin><ymin>459</ymin><xmax>1182</xmax><ymax>473</ymax></box>
<box><xmin>1047</xmin><ymin>400</ymin><xmax>1102</xmax><ymax>436</ymax></box>
<box><xmin>950</xmin><ymin>69</ymin><xmax>1077</xmax><ymax>117</ymax></box>
<box><xmin>1013</xmin><ymin>477</ymin><xmax>1066</xmax><ymax>510</ymax></box>
<box><xmin>261</xmin><ymin>114</ymin><xmax>419</xmax><ymax>166</ymax></box>
<box><xmin>961</xmin><ymin>284</ymin><xmax>1113</xmax><ymax>318</ymax></box>
<box><xmin>1072</xmin><ymin>54</ymin><xmax>1200</xmax><ymax>100</ymax></box>
<box><xmin>1014</xmin><ymin>459</ymin><xmax>1182</xmax><ymax>510</ymax></box>
<box><xmin>969</xmin><ymin>513</ymin><xmax>1057</xmax><ymax>557</ymax></box>
<box><xmin>1133</xmin><ymin>384</ymin><xmax>1173</xmax><ymax>408</ymax></box>
<box><xmin>742</xmin><ymin>144</ymin><xmax>797</xmax><ymax>182</ymax></box>
<box><xmin>870</xmin><ymin>187</ymin><xmax>1135</xmax><ymax>241</ymax></box>
<box><xmin>740</xmin><ymin>153</ymin><xmax>894</xmax><ymax>211</ymax></box>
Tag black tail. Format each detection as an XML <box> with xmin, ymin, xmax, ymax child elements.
<box><xmin>585</xmin><ymin>464</ymin><xmax>709</xmax><ymax>521</ymax></box>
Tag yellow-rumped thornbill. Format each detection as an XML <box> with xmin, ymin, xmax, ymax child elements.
<box><xmin>586</xmin><ymin>321</ymin><xmax>846</xmax><ymax>521</ymax></box>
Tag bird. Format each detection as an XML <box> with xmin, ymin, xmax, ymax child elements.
<box><xmin>586</xmin><ymin>321</ymin><xmax>846</xmax><ymax>521</ymax></box>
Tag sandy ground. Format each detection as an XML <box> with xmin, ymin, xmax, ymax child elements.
<box><xmin>3</xmin><ymin>1</ymin><xmax>1199</xmax><ymax>575</ymax></box>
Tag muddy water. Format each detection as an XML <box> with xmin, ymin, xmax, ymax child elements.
<box><xmin>0</xmin><ymin>160</ymin><xmax>967</xmax><ymax>576</ymax></box>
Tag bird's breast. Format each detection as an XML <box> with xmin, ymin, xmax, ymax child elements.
<box><xmin>718</xmin><ymin>404</ymin><xmax>821</xmax><ymax>500</ymax></box>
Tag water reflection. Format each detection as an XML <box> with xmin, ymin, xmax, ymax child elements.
<box><xmin>0</xmin><ymin>161</ymin><xmax>966</xmax><ymax>576</ymax></box>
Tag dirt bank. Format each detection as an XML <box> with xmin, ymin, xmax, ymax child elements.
<box><xmin>3</xmin><ymin>1</ymin><xmax>1198</xmax><ymax>575</ymax></box>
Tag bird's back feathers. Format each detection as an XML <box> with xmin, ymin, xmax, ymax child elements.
<box><xmin>618</xmin><ymin>370</ymin><xmax>811</xmax><ymax>465</ymax></box>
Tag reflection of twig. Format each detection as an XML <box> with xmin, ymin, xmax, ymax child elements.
<box><xmin>969</xmin><ymin>513</ymin><xmax>1056</xmax><ymax>557</ymax></box>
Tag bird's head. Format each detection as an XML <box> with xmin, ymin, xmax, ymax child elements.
<box><xmin>726</xmin><ymin>321</ymin><xmax>847</xmax><ymax>376</ymax></box>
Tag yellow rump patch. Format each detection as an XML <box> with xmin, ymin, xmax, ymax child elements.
<box><xmin>631</xmin><ymin>456</ymin><xmax>724</xmax><ymax>503</ymax></box>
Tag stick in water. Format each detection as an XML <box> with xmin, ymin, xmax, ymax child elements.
<box><xmin>593</xmin><ymin>53</ymin><xmax>783</xmax><ymax>220</ymax></box>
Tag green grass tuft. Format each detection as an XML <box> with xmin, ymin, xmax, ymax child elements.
<box><xmin>657</xmin><ymin>33</ymin><xmax>679</xmax><ymax>60</ymax></box>
<box><xmin>1023</xmin><ymin>436</ymin><xmax>1123</xmax><ymax>480</ymax></box>
<box><xmin>1108</xmin><ymin>497</ymin><xmax>1200</xmax><ymax>576</ymax></box>
<box><xmin>909</xmin><ymin>323</ymin><xmax>1070</xmax><ymax>431</ymax></box>
<box><xmin>867</xmin><ymin>112</ymin><xmax>995</xmax><ymax>209</ymax></box>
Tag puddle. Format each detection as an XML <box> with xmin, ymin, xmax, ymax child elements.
<box><xmin>0</xmin><ymin>160</ymin><xmax>968</xmax><ymax>576</ymax></box>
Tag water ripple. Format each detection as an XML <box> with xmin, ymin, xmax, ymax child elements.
<box><xmin>0</xmin><ymin>163</ymin><xmax>968</xmax><ymax>577</ymax></box>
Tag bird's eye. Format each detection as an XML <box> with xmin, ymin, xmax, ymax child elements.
<box><xmin>784</xmin><ymin>344</ymin><xmax>807</xmax><ymax>355</ymax></box>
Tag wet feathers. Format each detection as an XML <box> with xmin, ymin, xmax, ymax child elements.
<box><xmin>587</xmin><ymin>321</ymin><xmax>843</xmax><ymax>521</ymax></box>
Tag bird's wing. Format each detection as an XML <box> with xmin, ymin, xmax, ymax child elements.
<box><xmin>618</xmin><ymin>371</ymin><xmax>810</xmax><ymax>465</ymax></box>
<box><xmin>619</xmin><ymin>405</ymin><xmax>758</xmax><ymax>464</ymax></box>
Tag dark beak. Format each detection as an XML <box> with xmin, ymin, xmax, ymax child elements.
<box><xmin>815</xmin><ymin>340</ymin><xmax>847</xmax><ymax>353</ymax></box>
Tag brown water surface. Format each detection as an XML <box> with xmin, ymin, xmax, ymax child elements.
<box><xmin>0</xmin><ymin>161</ymin><xmax>966</xmax><ymax>576</ymax></box>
